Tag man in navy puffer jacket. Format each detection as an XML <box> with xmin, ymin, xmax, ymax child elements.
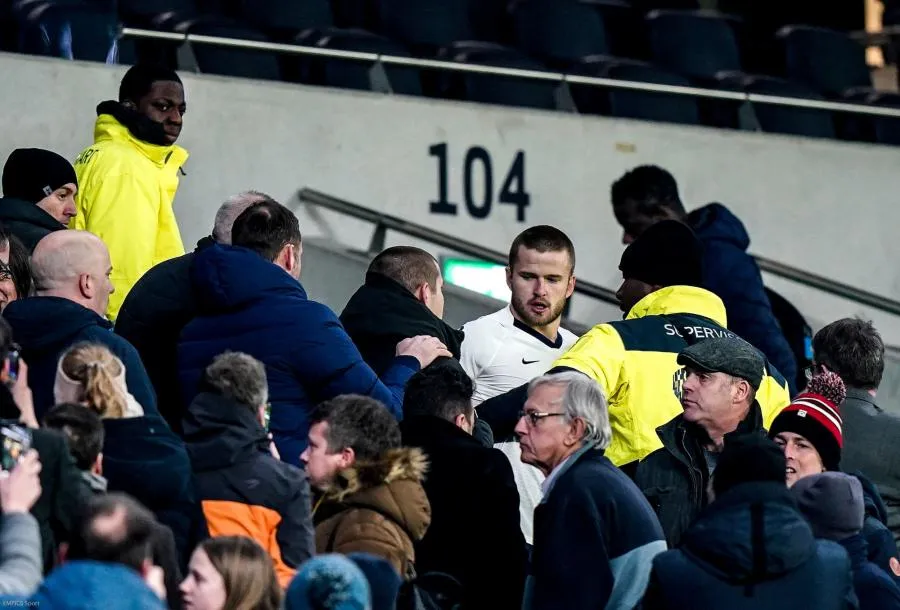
<box><xmin>177</xmin><ymin>200</ymin><xmax>450</xmax><ymax>466</ymax></box>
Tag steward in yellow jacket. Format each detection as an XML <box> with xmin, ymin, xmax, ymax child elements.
<box><xmin>478</xmin><ymin>221</ymin><xmax>790</xmax><ymax>474</ymax></box>
<box><xmin>73</xmin><ymin>65</ymin><xmax>188</xmax><ymax>321</ymax></box>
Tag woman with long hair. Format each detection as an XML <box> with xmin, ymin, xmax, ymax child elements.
<box><xmin>53</xmin><ymin>342</ymin><xmax>144</xmax><ymax>418</ymax></box>
<box><xmin>181</xmin><ymin>537</ymin><xmax>282</xmax><ymax>610</ymax></box>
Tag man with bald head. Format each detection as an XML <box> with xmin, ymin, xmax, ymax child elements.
<box><xmin>3</xmin><ymin>230</ymin><xmax>157</xmax><ymax>419</ymax></box>
<box><xmin>116</xmin><ymin>191</ymin><xmax>273</xmax><ymax>433</ymax></box>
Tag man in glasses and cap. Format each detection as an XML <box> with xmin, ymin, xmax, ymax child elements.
<box><xmin>635</xmin><ymin>335</ymin><xmax>771</xmax><ymax>547</ymax></box>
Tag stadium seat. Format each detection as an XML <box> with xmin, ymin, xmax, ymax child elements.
<box><xmin>646</xmin><ymin>10</ymin><xmax>742</xmax><ymax>82</ymax></box>
<box><xmin>173</xmin><ymin>20</ymin><xmax>282</xmax><ymax>80</ymax></box>
<box><xmin>376</xmin><ymin>0</ymin><xmax>473</xmax><ymax>52</ymax></box>
<box><xmin>117</xmin><ymin>0</ymin><xmax>198</xmax><ymax>26</ymax></box>
<box><xmin>330</xmin><ymin>0</ymin><xmax>378</xmax><ymax>30</ymax></box>
<box><xmin>510</xmin><ymin>0</ymin><xmax>610</xmax><ymax>68</ymax></box>
<box><xmin>717</xmin><ymin>73</ymin><xmax>835</xmax><ymax>138</ymax></box>
<box><xmin>15</xmin><ymin>0</ymin><xmax>118</xmax><ymax>62</ymax></box>
<box><xmin>438</xmin><ymin>41</ymin><xmax>557</xmax><ymax>110</ymax></box>
<box><xmin>238</xmin><ymin>0</ymin><xmax>333</xmax><ymax>41</ymax></box>
<box><xmin>572</xmin><ymin>55</ymin><xmax>700</xmax><ymax>125</ymax></box>
<box><xmin>868</xmin><ymin>93</ymin><xmax>900</xmax><ymax>146</ymax></box>
<box><xmin>778</xmin><ymin>25</ymin><xmax>871</xmax><ymax>97</ymax></box>
<box><xmin>292</xmin><ymin>28</ymin><xmax>421</xmax><ymax>96</ymax></box>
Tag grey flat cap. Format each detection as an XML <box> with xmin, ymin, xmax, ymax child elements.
<box><xmin>677</xmin><ymin>336</ymin><xmax>765</xmax><ymax>390</ymax></box>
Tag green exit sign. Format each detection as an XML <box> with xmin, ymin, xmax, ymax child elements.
<box><xmin>442</xmin><ymin>258</ymin><xmax>511</xmax><ymax>302</ymax></box>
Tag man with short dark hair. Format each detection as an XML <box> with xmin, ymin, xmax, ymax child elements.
<box><xmin>184</xmin><ymin>351</ymin><xmax>314</xmax><ymax>588</ymax></box>
<box><xmin>341</xmin><ymin>245</ymin><xmax>464</xmax><ymax>375</ymax></box>
<box><xmin>303</xmin><ymin>395</ymin><xmax>430</xmax><ymax>576</ymax></box>
<box><xmin>43</xmin><ymin>403</ymin><xmax>107</xmax><ymax>494</ymax></box>
<box><xmin>400</xmin><ymin>360</ymin><xmax>526</xmax><ymax>610</ymax></box>
<box><xmin>813</xmin><ymin>318</ymin><xmax>900</xmax><ymax>542</ymax></box>
<box><xmin>179</xmin><ymin>200</ymin><xmax>450</xmax><ymax>466</ymax></box>
<box><xmin>610</xmin><ymin>165</ymin><xmax>798</xmax><ymax>393</ymax></box>
<box><xmin>116</xmin><ymin>191</ymin><xmax>273</xmax><ymax>433</ymax></box>
<box><xmin>73</xmin><ymin>64</ymin><xmax>189</xmax><ymax>321</ymax></box>
<box><xmin>635</xmin><ymin>336</ymin><xmax>771</xmax><ymax>547</ymax></box>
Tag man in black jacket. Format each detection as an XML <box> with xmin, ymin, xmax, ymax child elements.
<box><xmin>115</xmin><ymin>191</ymin><xmax>273</xmax><ymax>434</ymax></box>
<box><xmin>635</xmin><ymin>335</ymin><xmax>769</xmax><ymax>547</ymax></box>
<box><xmin>400</xmin><ymin>359</ymin><xmax>526</xmax><ymax>610</ymax></box>
<box><xmin>0</xmin><ymin>148</ymin><xmax>76</xmax><ymax>252</ymax></box>
<box><xmin>341</xmin><ymin>246</ymin><xmax>464</xmax><ymax>376</ymax></box>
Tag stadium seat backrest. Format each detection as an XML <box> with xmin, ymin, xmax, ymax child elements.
<box><xmin>511</xmin><ymin>0</ymin><xmax>610</xmax><ymax>67</ymax></box>
<box><xmin>779</xmin><ymin>25</ymin><xmax>871</xmax><ymax>96</ymax></box>
<box><xmin>647</xmin><ymin>9</ymin><xmax>742</xmax><ymax>81</ymax></box>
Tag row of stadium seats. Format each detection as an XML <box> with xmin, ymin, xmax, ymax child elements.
<box><xmin>1</xmin><ymin>0</ymin><xmax>897</xmax><ymax>145</ymax></box>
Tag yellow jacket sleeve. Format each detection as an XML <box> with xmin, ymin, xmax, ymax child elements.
<box><xmin>74</xmin><ymin>171</ymin><xmax>160</xmax><ymax>321</ymax></box>
<box><xmin>758</xmin><ymin>373</ymin><xmax>791</xmax><ymax>428</ymax></box>
<box><xmin>553</xmin><ymin>324</ymin><xmax>626</xmax><ymax>406</ymax></box>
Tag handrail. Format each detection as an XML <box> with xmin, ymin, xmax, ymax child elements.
<box><xmin>296</xmin><ymin>188</ymin><xmax>619</xmax><ymax>305</ymax></box>
<box><xmin>120</xmin><ymin>27</ymin><xmax>900</xmax><ymax>119</ymax></box>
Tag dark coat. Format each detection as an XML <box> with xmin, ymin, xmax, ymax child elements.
<box><xmin>643</xmin><ymin>482</ymin><xmax>857</xmax><ymax>610</ymax></box>
<box><xmin>340</xmin><ymin>272</ymin><xmax>464</xmax><ymax>376</ymax></box>
<box><xmin>634</xmin><ymin>402</ymin><xmax>766</xmax><ymax>548</ymax></box>
<box><xmin>840</xmin><ymin>533</ymin><xmax>900</xmax><ymax>610</ymax></box>
<box><xmin>3</xmin><ymin>296</ymin><xmax>158</xmax><ymax>420</ymax></box>
<box><xmin>528</xmin><ymin>446</ymin><xmax>666</xmax><ymax>610</ymax></box>
<box><xmin>0</xmin><ymin>197</ymin><xmax>66</xmax><ymax>253</ymax></box>
<box><xmin>178</xmin><ymin>245</ymin><xmax>419</xmax><ymax>466</ymax></box>
<box><xmin>400</xmin><ymin>416</ymin><xmax>526</xmax><ymax>610</ymax></box>
<box><xmin>183</xmin><ymin>391</ymin><xmax>315</xmax><ymax>588</ymax></box>
<box><xmin>840</xmin><ymin>388</ymin><xmax>900</xmax><ymax>545</ymax></box>
<box><xmin>102</xmin><ymin>415</ymin><xmax>208</xmax><ymax>570</ymax></box>
<box><xmin>115</xmin><ymin>237</ymin><xmax>214</xmax><ymax>434</ymax></box>
<box><xmin>689</xmin><ymin>203</ymin><xmax>798</xmax><ymax>394</ymax></box>
<box><xmin>854</xmin><ymin>472</ymin><xmax>900</xmax><ymax>585</ymax></box>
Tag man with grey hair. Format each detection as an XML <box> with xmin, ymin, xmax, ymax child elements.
<box><xmin>3</xmin><ymin>230</ymin><xmax>157</xmax><ymax>418</ymax></box>
<box><xmin>517</xmin><ymin>371</ymin><xmax>665</xmax><ymax>610</ymax></box>
<box><xmin>116</xmin><ymin>191</ymin><xmax>275</xmax><ymax>433</ymax></box>
<box><xmin>635</xmin><ymin>335</ymin><xmax>769</xmax><ymax>548</ymax></box>
<box><xmin>182</xmin><ymin>350</ymin><xmax>314</xmax><ymax>587</ymax></box>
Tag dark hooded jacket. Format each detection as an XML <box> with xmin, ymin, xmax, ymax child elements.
<box><xmin>0</xmin><ymin>197</ymin><xmax>66</xmax><ymax>253</ymax></box>
<box><xmin>116</xmin><ymin>236</ymin><xmax>214</xmax><ymax>434</ymax></box>
<box><xmin>183</xmin><ymin>390</ymin><xmax>315</xmax><ymax>588</ymax></box>
<box><xmin>635</xmin><ymin>401</ymin><xmax>765</xmax><ymax>548</ymax></box>
<box><xmin>689</xmin><ymin>203</ymin><xmax>798</xmax><ymax>394</ymax></box>
<box><xmin>178</xmin><ymin>245</ymin><xmax>419</xmax><ymax>466</ymax></box>
<box><xmin>102</xmin><ymin>415</ymin><xmax>207</xmax><ymax>571</ymax></box>
<box><xmin>839</xmin><ymin>533</ymin><xmax>900</xmax><ymax>610</ymax></box>
<box><xmin>643</xmin><ymin>482</ymin><xmax>857</xmax><ymax>610</ymax></box>
<box><xmin>2</xmin><ymin>296</ymin><xmax>158</xmax><ymax>420</ymax></box>
<box><xmin>340</xmin><ymin>272</ymin><xmax>464</xmax><ymax>376</ymax></box>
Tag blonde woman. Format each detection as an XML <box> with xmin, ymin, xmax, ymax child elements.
<box><xmin>54</xmin><ymin>342</ymin><xmax>144</xmax><ymax>418</ymax></box>
<box><xmin>181</xmin><ymin>537</ymin><xmax>281</xmax><ymax>610</ymax></box>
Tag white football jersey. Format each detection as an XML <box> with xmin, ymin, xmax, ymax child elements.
<box><xmin>460</xmin><ymin>305</ymin><xmax>579</xmax><ymax>545</ymax></box>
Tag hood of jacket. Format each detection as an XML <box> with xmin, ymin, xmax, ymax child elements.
<box><xmin>28</xmin><ymin>560</ymin><xmax>166</xmax><ymax>609</ymax></box>
<box><xmin>627</xmin><ymin>284</ymin><xmax>728</xmax><ymax>327</ymax></box>
<box><xmin>3</xmin><ymin>296</ymin><xmax>110</xmax><ymax>357</ymax></box>
<box><xmin>340</xmin><ymin>272</ymin><xmax>464</xmax><ymax>357</ymax></box>
<box><xmin>95</xmin><ymin>101</ymin><xmax>189</xmax><ymax>168</ymax></box>
<box><xmin>0</xmin><ymin>197</ymin><xmax>67</xmax><ymax>230</ymax></box>
<box><xmin>190</xmin><ymin>244</ymin><xmax>306</xmax><ymax>314</ymax></box>
<box><xmin>681</xmin><ymin>481</ymin><xmax>816</xmax><ymax>581</ymax></box>
<box><xmin>688</xmin><ymin>203</ymin><xmax>751</xmax><ymax>252</ymax></box>
<box><xmin>182</xmin><ymin>390</ymin><xmax>269</xmax><ymax>471</ymax></box>
<box><xmin>320</xmin><ymin>447</ymin><xmax>431</xmax><ymax>541</ymax></box>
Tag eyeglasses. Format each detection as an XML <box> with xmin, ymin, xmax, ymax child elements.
<box><xmin>518</xmin><ymin>410</ymin><xmax>566</xmax><ymax>427</ymax></box>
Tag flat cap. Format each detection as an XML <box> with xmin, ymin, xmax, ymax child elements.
<box><xmin>677</xmin><ymin>335</ymin><xmax>765</xmax><ymax>390</ymax></box>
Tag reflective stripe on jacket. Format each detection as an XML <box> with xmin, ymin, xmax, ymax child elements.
<box><xmin>554</xmin><ymin>285</ymin><xmax>790</xmax><ymax>467</ymax></box>
<box><xmin>73</xmin><ymin>114</ymin><xmax>187</xmax><ymax>321</ymax></box>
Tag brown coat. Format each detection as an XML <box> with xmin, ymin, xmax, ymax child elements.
<box><xmin>314</xmin><ymin>447</ymin><xmax>431</xmax><ymax>576</ymax></box>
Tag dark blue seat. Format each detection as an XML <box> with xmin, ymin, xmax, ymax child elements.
<box><xmin>173</xmin><ymin>19</ymin><xmax>282</xmax><ymax>80</ymax></box>
<box><xmin>15</xmin><ymin>0</ymin><xmax>118</xmax><ymax>62</ymax></box>
<box><xmin>646</xmin><ymin>9</ymin><xmax>742</xmax><ymax>81</ymax></box>
<box><xmin>376</xmin><ymin>0</ymin><xmax>473</xmax><ymax>51</ymax></box>
<box><xmin>439</xmin><ymin>41</ymin><xmax>557</xmax><ymax>110</ymax></box>
<box><xmin>330</xmin><ymin>0</ymin><xmax>378</xmax><ymax>29</ymax></box>
<box><xmin>239</xmin><ymin>0</ymin><xmax>332</xmax><ymax>41</ymax></box>
<box><xmin>294</xmin><ymin>27</ymin><xmax>421</xmax><ymax>95</ymax></box>
<box><xmin>778</xmin><ymin>25</ymin><xmax>871</xmax><ymax>97</ymax></box>
<box><xmin>117</xmin><ymin>0</ymin><xmax>198</xmax><ymax>26</ymax></box>
<box><xmin>510</xmin><ymin>0</ymin><xmax>610</xmax><ymax>68</ymax></box>
<box><xmin>573</xmin><ymin>55</ymin><xmax>699</xmax><ymax>124</ymax></box>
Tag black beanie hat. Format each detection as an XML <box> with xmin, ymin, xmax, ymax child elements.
<box><xmin>619</xmin><ymin>220</ymin><xmax>703</xmax><ymax>287</ymax></box>
<box><xmin>713</xmin><ymin>434</ymin><xmax>786</xmax><ymax>497</ymax></box>
<box><xmin>2</xmin><ymin>148</ymin><xmax>78</xmax><ymax>205</ymax></box>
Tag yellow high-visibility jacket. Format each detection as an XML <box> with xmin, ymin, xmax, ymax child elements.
<box><xmin>554</xmin><ymin>285</ymin><xmax>790</xmax><ymax>467</ymax></box>
<box><xmin>73</xmin><ymin>114</ymin><xmax>188</xmax><ymax>321</ymax></box>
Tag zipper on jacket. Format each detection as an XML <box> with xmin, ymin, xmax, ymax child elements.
<box><xmin>679</xmin><ymin>427</ymin><xmax>703</xmax><ymax>508</ymax></box>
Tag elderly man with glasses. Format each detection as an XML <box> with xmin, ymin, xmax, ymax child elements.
<box><xmin>516</xmin><ymin>371</ymin><xmax>666</xmax><ymax>610</ymax></box>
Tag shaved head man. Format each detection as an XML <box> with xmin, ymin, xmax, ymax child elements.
<box><xmin>32</xmin><ymin>231</ymin><xmax>114</xmax><ymax>316</ymax></box>
<box><xmin>3</xmin><ymin>230</ymin><xmax>158</xmax><ymax>419</ymax></box>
